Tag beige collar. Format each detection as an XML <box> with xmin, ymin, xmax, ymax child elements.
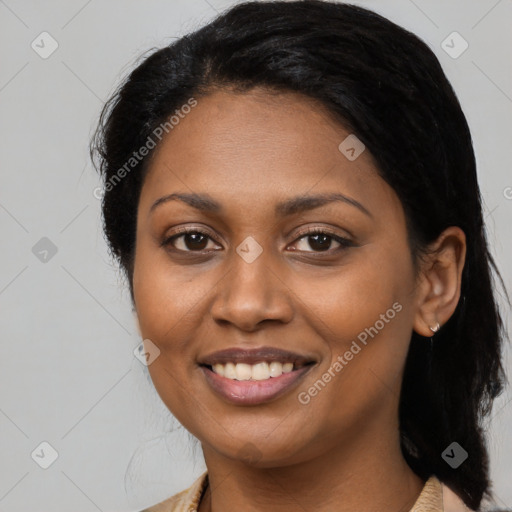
<box><xmin>142</xmin><ymin>472</ymin><xmax>475</xmax><ymax>512</ymax></box>
<box><xmin>410</xmin><ymin>475</ymin><xmax>475</xmax><ymax>512</ymax></box>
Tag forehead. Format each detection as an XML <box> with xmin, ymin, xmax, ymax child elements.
<box><xmin>139</xmin><ymin>88</ymin><xmax>400</xmax><ymax>219</ymax></box>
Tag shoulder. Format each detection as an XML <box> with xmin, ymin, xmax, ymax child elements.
<box><xmin>140</xmin><ymin>472</ymin><xmax>208</xmax><ymax>512</ymax></box>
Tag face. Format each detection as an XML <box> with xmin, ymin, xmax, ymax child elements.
<box><xmin>133</xmin><ymin>88</ymin><xmax>419</xmax><ymax>467</ymax></box>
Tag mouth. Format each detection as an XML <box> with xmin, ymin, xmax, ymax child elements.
<box><xmin>198</xmin><ymin>347</ymin><xmax>316</xmax><ymax>405</ymax></box>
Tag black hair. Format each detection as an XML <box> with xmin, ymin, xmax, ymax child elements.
<box><xmin>90</xmin><ymin>1</ymin><xmax>507</xmax><ymax>509</ymax></box>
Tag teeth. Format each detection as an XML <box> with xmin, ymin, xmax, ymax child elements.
<box><xmin>212</xmin><ymin>363</ymin><xmax>225</xmax><ymax>377</ymax></box>
<box><xmin>282</xmin><ymin>363</ymin><xmax>293</xmax><ymax>373</ymax></box>
<box><xmin>224</xmin><ymin>362</ymin><xmax>237</xmax><ymax>379</ymax></box>
<box><xmin>235</xmin><ymin>363</ymin><xmax>252</xmax><ymax>381</ymax></box>
<box><xmin>210</xmin><ymin>361</ymin><xmax>298</xmax><ymax>380</ymax></box>
<box><xmin>252</xmin><ymin>362</ymin><xmax>270</xmax><ymax>380</ymax></box>
<box><xmin>269</xmin><ymin>361</ymin><xmax>283</xmax><ymax>377</ymax></box>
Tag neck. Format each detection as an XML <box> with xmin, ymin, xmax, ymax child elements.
<box><xmin>199</xmin><ymin>423</ymin><xmax>425</xmax><ymax>512</ymax></box>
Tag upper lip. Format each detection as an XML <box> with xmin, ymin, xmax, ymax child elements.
<box><xmin>198</xmin><ymin>347</ymin><xmax>315</xmax><ymax>367</ymax></box>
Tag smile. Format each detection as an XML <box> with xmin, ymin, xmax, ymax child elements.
<box><xmin>211</xmin><ymin>361</ymin><xmax>298</xmax><ymax>380</ymax></box>
<box><xmin>198</xmin><ymin>347</ymin><xmax>316</xmax><ymax>405</ymax></box>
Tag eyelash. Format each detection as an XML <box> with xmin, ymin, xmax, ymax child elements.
<box><xmin>161</xmin><ymin>226</ymin><xmax>354</xmax><ymax>255</ymax></box>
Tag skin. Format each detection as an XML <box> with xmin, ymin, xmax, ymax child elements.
<box><xmin>132</xmin><ymin>88</ymin><xmax>466</xmax><ymax>512</ymax></box>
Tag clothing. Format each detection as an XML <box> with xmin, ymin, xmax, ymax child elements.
<box><xmin>141</xmin><ymin>472</ymin><xmax>475</xmax><ymax>512</ymax></box>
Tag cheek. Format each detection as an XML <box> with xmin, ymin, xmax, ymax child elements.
<box><xmin>302</xmin><ymin>242</ymin><xmax>414</xmax><ymax>345</ymax></box>
<box><xmin>295</xmin><ymin>242</ymin><xmax>415</xmax><ymax>405</ymax></box>
<box><xmin>133</xmin><ymin>231</ymin><xmax>204</xmax><ymax>333</ymax></box>
<box><xmin>132</xmin><ymin>239</ymin><xmax>212</xmax><ymax>425</ymax></box>
<box><xmin>316</xmin><ymin>247</ymin><xmax>415</xmax><ymax>413</ymax></box>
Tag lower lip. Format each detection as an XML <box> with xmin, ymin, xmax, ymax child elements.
<box><xmin>200</xmin><ymin>365</ymin><xmax>313</xmax><ymax>405</ymax></box>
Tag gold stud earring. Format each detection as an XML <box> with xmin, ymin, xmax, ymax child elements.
<box><xmin>429</xmin><ymin>322</ymin><xmax>440</xmax><ymax>334</ymax></box>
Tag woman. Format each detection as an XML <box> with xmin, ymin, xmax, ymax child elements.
<box><xmin>91</xmin><ymin>1</ymin><xmax>507</xmax><ymax>511</ymax></box>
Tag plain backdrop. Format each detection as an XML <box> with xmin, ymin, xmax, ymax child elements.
<box><xmin>0</xmin><ymin>0</ymin><xmax>511</xmax><ymax>510</ymax></box>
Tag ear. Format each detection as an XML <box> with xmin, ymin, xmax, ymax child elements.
<box><xmin>413</xmin><ymin>226</ymin><xmax>466</xmax><ymax>337</ymax></box>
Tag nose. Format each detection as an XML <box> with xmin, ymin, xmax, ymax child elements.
<box><xmin>210</xmin><ymin>247</ymin><xmax>294</xmax><ymax>332</ymax></box>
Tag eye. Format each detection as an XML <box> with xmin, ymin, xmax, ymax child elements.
<box><xmin>162</xmin><ymin>227</ymin><xmax>221</xmax><ymax>252</ymax></box>
<box><xmin>290</xmin><ymin>227</ymin><xmax>354</xmax><ymax>253</ymax></box>
<box><xmin>162</xmin><ymin>226</ymin><xmax>354</xmax><ymax>255</ymax></box>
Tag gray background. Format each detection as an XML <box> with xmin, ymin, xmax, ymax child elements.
<box><xmin>0</xmin><ymin>0</ymin><xmax>510</xmax><ymax>510</ymax></box>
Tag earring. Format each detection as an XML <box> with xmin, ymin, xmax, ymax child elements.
<box><xmin>429</xmin><ymin>322</ymin><xmax>440</xmax><ymax>334</ymax></box>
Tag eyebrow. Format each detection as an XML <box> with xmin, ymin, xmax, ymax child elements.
<box><xmin>149</xmin><ymin>192</ymin><xmax>372</xmax><ymax>218</ymax></box>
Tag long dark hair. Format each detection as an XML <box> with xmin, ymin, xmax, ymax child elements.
<box><xmin>90</xmin><ymin>1</ymin><xmax>507</xmax><ymax>508</ymax></box>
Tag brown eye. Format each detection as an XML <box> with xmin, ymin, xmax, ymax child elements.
<box><xmin>163</xmin><ymin>229</ymin><xmax>221</xmax><ymax>252</ymax></box>
<box><xmin>302</xmin><ymin>233</ymin><xmax>334</xmax><ymax>252</ymax></box>
<box><xmin>291</xmin><ymin>229</ymin><xmax>353</xmax><ymax>253</ymax></box>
